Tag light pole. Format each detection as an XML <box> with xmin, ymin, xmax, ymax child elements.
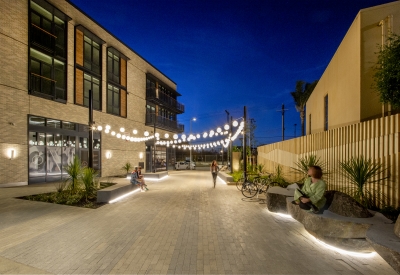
<box><xmin>225</xmin><ymin>110</ymin><xmax>230</xmax><ymax>168</ymax></box>
<box><xmin>190</xmin><ymin>117</ymin><xmax>196</xmax><ymax>170</ymax></box>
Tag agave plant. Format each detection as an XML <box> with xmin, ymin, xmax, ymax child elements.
<box><xmin>292</xmin><ymin>154</ymin><xmax>328</xmax><ymax>181</ymax></box>
<box><xmin>64</xmin><ymin>155</ymin><xmax>82</xmax><ymax>193</ymax></box>
<box><xmin>81</xmin><ymin>167</ymin><xmax>98</xmax><ymax>201</ymax></box>
<box><xmin>339</xmin><ymin>156</ymin><xmax>388</xmax><ymax>208</ymax></box>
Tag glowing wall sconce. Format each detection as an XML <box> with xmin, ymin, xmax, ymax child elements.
<box><xmin>9</xmin><ymin>149</ymin><xmax>15</xmax><ymax>160</ymax></box>
<box><xmin>106</xmin><ymin>152</ymin><xmax>112</xmax><ymax>159</ymax></box>
<box><xmin>139</xmin><ymin>152</ymin><xmax>143</xmax><ymax>159</ymax></box>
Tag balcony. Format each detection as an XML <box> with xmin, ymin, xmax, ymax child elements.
<box><xmin>146</xmin><ymin>114</ymin><xmax>184</xmax><ymax>133</ymax></box>
<box><xmin>146</xmin><ymin>87</ymin><xmax>185</xmax><ymax>114</ymax></box>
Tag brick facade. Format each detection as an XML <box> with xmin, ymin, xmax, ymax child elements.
<box><xmin>0</xmin><ymin>0</ymin><xmax>181</xmax><ymax>186</ymax></box>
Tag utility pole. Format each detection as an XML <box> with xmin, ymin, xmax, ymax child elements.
<box><xmin>277</xmin><ymin>104</ymin><xmax>288</xmax><ymax>141</ymax></box>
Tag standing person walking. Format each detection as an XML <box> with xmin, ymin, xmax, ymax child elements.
<box><xmin>210</xmin><ymin>160</ymin><xmax>219</xmax><ymax>188</ymax></box>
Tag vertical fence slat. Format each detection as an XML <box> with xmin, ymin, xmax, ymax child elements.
<box><xmin>257</xmin><ymin>114</ymin><xmax>400</xmax><ymax>207</ymax></box>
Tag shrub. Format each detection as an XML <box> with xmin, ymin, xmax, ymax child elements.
<box><xmin>81</xmin><ymin>167</ymin><xmax>98</xmax><ymax>201</ymax></box>
<box><xmin>339</xmin><ymin>156</ymin><xmax>388</xmax><ymax>208</ymax></box>
<box><xmin>292</xmin><ymin>154</ymin><xmax>328</xmax><ymax>182</ymax></box>
<box><xmin>64</xmin><ymin>155</ymin><xmax>82</xmax><ymax>193</ymax></box>
<box><xmin>271</xmin><ymin>165</ymin><xmax>288</xmax><ymax>187</ymax></box>
<box><xmin>121</xmin><ymin>162</ymin><xmax>132</xmax><ymax>175</ymax></box>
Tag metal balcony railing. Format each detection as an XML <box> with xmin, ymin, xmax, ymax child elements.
<box><xmin>146</xmin><ymin>87</ymin><xmax>185</xmax><ymax>113</ymax></box>
<box><xmin>146</xmin><ymin>114</ymin><xmax>184</xmax><ymax>133</ymax></box>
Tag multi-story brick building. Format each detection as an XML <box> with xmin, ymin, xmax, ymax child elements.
<box><xmin>0</xmin><ymin>0</ymin><xmax>184</xmax><ymax>186</ymax></box>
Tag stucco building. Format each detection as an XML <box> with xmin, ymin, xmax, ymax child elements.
<box><xmin>0</xmin><ymin>0</ymin><xmax>184</xmax><ymax>186</ymax></box>
<box><xmin>306</xmin><ymin>1</ymin><xmax>400</xmax><ymax>134</ymax></box>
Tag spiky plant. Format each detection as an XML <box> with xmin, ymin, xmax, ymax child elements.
<box><xmin>81</xmin><ymin>167</ymin><xmax>98</xmax><ymax>201</ymax></box>
<box><xmin>271</xmin><ymin>165</ymin><xmax>287</xmax><ymax>187</ymax></box>
<box><xmin>64</xmin><ymin>155</ymin><xmax>82</xmax><ymax>193</ymax></box>
<box><xmin>339</xmin><ymin>156</ymin><xmax>388</xmax><ymax>208</ymax></box>
<box><xmin>121</xmin><ymin>162</ymin><xmax>132</xmax><ymax>175</ymax></box>
<box><xmin>292</xmin><ymin>154</ymin><xmax>328</xmax><ymax>181</ymax></box>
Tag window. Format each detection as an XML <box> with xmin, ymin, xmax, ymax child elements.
<box><xmin>30</xmin><ymin>48</ymin><xmax>66</xmax><ymax>100</ymax></box>
<box><xmin>30</xmin><ymin>0</ymin><xmax>66</xmax><ymax>59</ymax></box>
<box><xmin>29</xmin><ymin>0</ymin><xmax>68</xmax><ymax>101</ymax></box>
<box><xmin>107</xmin><ymin>84</ymin><xmax>120</xmax><ymax>115</ymax></box>
<box><xmin>84</xmin><ymin>73</ymin><xmax>101</xmax><ymax>110</ymax></box>
<box><xmin>84</xmin><ymin>36</ymin><xmax>101</xmax><ymax>74</ymax></box>
<box><xmin>324</xmin><ymin>95</ymin><xmax>328</xmax><ymax>131</ymax></box>
<box><xmin>107</xmin><ymin>51</ymin><xmax>120</xmax><ymax>84</ymax></box>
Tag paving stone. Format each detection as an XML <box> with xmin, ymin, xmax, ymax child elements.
<box><xmin>0</xmin><ymin>171</ymin><xmax>397</xmax><ymax>274</ymax></box>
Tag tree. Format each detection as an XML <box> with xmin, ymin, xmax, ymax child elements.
<box><xmin>290</xmin><ymin>80</ymin><xmax>318</xmax><ymax>136</ymax></box>
<box><xmin>374</xmin><ymin>33</ymin><xmax>400</xmax><ymax>109</ymax></box>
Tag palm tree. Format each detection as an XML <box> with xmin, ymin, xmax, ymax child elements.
<box><xmin>290</xmin><ymin>80</ymin><xmax>318</xmax><ymax>136</ymax></box>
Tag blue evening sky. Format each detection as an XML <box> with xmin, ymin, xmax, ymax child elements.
<box><xmin>69</xmin><ymin>0</ymin><xmax>392</xmax><ymax>146</ymax></box>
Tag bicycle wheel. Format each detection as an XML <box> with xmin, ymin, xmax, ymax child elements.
<box><xmin>236</xmin><ymin>176</ymin><xmax>245</xmax><ymax>191</ymax></box>
<box><xmin>241</xmin><ymin>182</ymin><xmax>259</xmax><ymax>198</ymax></box>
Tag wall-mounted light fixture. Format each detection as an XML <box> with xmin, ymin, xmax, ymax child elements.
<box><xmin>139</xmin><ymin>152</ymin><xmax>143</xmax><ymax>159</ymax></box>
<box><xmin>10</xmin><ymin>149</ymin><xmax>15</xmax><ymax>160</ymax></box>
<box><xmin>106</xmin><ymin>152</ymin><xmax>112</xmax><ymax>159</ymax></box>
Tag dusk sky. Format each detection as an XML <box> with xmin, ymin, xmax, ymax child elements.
<box><xmin>69</xmin><ymin>0</ymin><xmax>392</xmax><ymax>146</ymax></box>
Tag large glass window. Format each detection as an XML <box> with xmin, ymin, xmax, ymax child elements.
<box><xmin>84</xmin><ymin>36</ymin><xmax>101</xmax><ymax>74</ymax></box>
<box><xmin>107</xmin><ymin>84</ymin><xmax>120</xmax><ymax>115</ymax></box>
<box><xmin>107</xmin><ymin>51</ymin><xmax>120</xmax><ymax>84</ymax></box>
<box><xmin>84</xmin><ymin>73</ymin><xmax>101</xmax><ymax>110</ymax></box>
<box><xmin>29</xmin><ymin>0</ymin><xmax>67</xmax><ymax>101</ymax></box>
<box><xmin>30</xmin><ymin>0</ymin><xmax>66</xmax><ymax>59</ymax></box>
<box><xmin>30</xmin><ymin>48</ymin><xmax>66</xmax><ymax>100</ymax></box>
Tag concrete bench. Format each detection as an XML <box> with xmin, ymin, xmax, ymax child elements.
<box><xmin>285</xmin><ymin>198</ymin><xmax>400</xmax><ymax>273</ymax></box>
<box><xmin>97</xmin><ymin>182</ymin><xmax>139</xmax><ymax>203</ymax></box>
<box><xmin>143</xmin><ymin>171</ymin><xmax>168</xmax><ymax>180</ymax></box>
<box><xmin>218</xmin><ymin>171</ymin><xmax>234</xmax><ymax>184</ymax></box>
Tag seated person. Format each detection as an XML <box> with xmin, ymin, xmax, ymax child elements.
<box><xmin>130</xmin><ymin>167</ymin><xmax>145</xmax><ymax>191</ymax></box>
<box><xmin>137</xmin><ymin>166</ymin><xmax>148</xmax><ymax>191</ymax></box>
<box><xmin>293</xmin><ymin>165</ymin><xmax>326</xmax><ymax>214</ymax></box>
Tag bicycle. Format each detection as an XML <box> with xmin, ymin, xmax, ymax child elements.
<box><xmin>236</xmin><ymin>173</ymin><xmax>262</xmax><ymax>191</ymax></box>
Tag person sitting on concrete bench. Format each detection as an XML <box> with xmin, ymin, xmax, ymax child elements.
<box><xmin>130</xmin><ymin>167</ymin><xmax>146</xmax><ymax>192</ymax></box>
<box><xmin>292</xmin><ymin>165</ymin><xmax>326</xmax><ymax>214</ymax></box>
<box><xmin>137</xmin><ymin>166</ymin><xmax>148</xmax><ymax>191</ymax></box>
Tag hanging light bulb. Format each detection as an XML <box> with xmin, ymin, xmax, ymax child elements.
<box><xmin>120</xmin><ymin>127</ymin><xmax>125</xmax><ymax>132</ymax></box>
<box><xmin>155</xmin><ymin>133</ymin><xmax>160</xmax><ymax>138</ymax></box>
<box><xmin>117</xmin><ymin>133</ymin><xmax>121</xmax><ymax>138</ymax></box>
<box><xmin>181</xmin><ymin>134</ymin><xmax>186</xmax><ymax>139</ymax></box>
<box><xmin>105</xmin><ymin>129</ymin><xmax>110</xmax><ymax>134</ymax></box>
<box><xmin>144</xmin><ymin>131</ymin><xmax>149</xmax><ymax>137</ymax></box>
<box><xmin>173</xmin><ymin>134</ymin><xmax>178</xmax><ymax>139</ymax></box>
<box><xmin>111</xmin><ymin>131</ymin><xmax>116</xmax><ymax>136</ymax></box>
<box><xmin>233</xmin><ymin>121</ymin><xmax>238</xmax><ymax>127</ymax></box>
<box><xmin>165</xmin><ymin>133</ymin><xmax>169</xmax><ymax>138</ymax></box>
<box><xmin>97</xmin><ymin>125</ymin><xmax>103</xmax><ymax>131</ymax></box>
<box><xmin>133</xmin><ymin>129</ymin><xmax>137</xmax><ymax>134</ymax></box>
<box><xmin>217</xmin><ymin>127</ymin><xmax>222</xmax><ymax>133</ymax></box>
<box><xmin>196</xmin><ymin>134</ymin><xmax>200</xmax><ymax>138</ymax></box>
<box><xmin>203</xmin><ymin>132</ymin><xmax>208</xmax><ymax>138</ymax></box>
<box><xmin>105</xmin><ymin>125</ymin><xmax>111</xmax><ymax>130</ymax></box>
<box><xmin>224</xmin><ymin>124</ymin><xmax>229</xmax><ymax>130</ymax></box>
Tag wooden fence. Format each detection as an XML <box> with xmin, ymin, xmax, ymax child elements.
<box><xmin>257</xmin><ymin>114</ymin><xmax>400</xmax><ymax>208</ymax></box>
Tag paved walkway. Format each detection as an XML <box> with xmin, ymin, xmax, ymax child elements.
<box><xmin>0</xmin><ymin>171</ymin><xmax>397</xmax><ymax>275</ymax></box>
